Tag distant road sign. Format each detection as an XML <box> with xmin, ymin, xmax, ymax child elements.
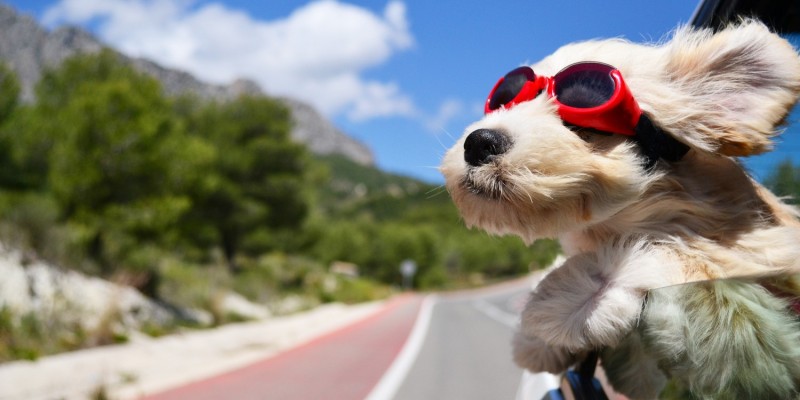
<box><xmin>400</xmin><ymin>260</ymin><xmax>416</xmax><ymax>277</ymax></box>
<box><xmin>400</xmin><ymin>260</ymin><xmax>417</xmax><ymax>289</ymax></box>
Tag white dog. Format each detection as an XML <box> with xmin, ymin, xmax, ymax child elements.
<box><xmin>441</xmin><ymin>21</ymin><xmax>800</xmax><ymax>398</ymax></box>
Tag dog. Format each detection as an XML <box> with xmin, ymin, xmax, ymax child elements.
<box><xmin>441</xmin><ymin>21</ymin><xmax>800</xmax><ymax>398</ymax></box>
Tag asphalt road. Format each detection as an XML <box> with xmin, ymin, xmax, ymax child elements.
<box><xmin>392</xmin><ymin>280</ymin><xmax>531</xmax><ymax>400</ymax></box>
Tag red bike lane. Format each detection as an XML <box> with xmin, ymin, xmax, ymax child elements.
<box><xmin>145</xmin><ymin>294</ymin><xmax>424</xmax><ymax>400</ymax></box>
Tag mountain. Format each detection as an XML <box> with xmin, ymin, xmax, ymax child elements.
<box><xmin>0</xmin><ymin>4</ymin><xmax>374</xmax><ymax>166</ymax></box>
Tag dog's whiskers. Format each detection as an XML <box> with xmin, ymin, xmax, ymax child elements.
<box><xmin>433</xmin><ymin>128</ymin><xmax>452</xmax><ymax>152</ymax></box>
<box><xmin>426</xmin><ymin>185</ymin><xmax>448</xmax><ymax>199</ymax></box>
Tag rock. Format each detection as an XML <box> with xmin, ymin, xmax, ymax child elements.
<box><xmin>219</xmin><ymin>292</ymin><xmax>271</xmax><ymax>320</ymax></box>
<box><xmin>282</xmin><ymin>97</ymin><xmax>375</xmax><ymax>165</ymax></box>
<box><xmin>0</xmin><ymin>248</ymin><xmax>176</xmax><ymax>332</ymax></box>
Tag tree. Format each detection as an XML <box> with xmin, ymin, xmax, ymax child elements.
<box><xmin>32</xmin><ymin>51</ymin><xmax>214</xmax><ymax>286</ymax></box>
<box><xmin>0</xmin><ymin>63</ymin><xmax>18</xmax><ymax>123</ymax></box>
<box><xmin>0</xmin><ymin>64</ymin><xmax>30</xmax><ymax>189</ymax></box>
<box><xmin>178</xmin><ymin>95</ymin><xmax>313</xmax><ymax>271</ymax></box>
<box><xmin>766</xmin><ymin>159</ymin><xmax>800</xmax><ymax>203</ymax></box>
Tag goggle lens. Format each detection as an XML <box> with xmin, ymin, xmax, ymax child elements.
<box><xmin>553</xmin><ymin>63</ymin><xmax>616</xmax><ymax>109</ymax></box>
<box><xmin>487</xmin><ymin>67</ymin><xmax>536</xmax><ymax>111</ymax></box>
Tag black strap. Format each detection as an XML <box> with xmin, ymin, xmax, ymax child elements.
<box><xmin>631</xmin><ymin>113</ymin><xmax>689</xmax><ymax>170</ymax></box>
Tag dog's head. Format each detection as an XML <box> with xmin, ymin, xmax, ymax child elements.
<box><xmin>441</xmin><ymin>21</ymin><xmax>800</xmax><ymax>243</ymax></box>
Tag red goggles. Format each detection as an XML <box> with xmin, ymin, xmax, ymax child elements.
<box><xmin>484</xmin><ymin>62</ymin><xmax>642</xmax><ymax>136</ymax></box>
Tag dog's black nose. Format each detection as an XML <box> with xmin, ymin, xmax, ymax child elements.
<box><xmin>463</xmin><ymin>129</ymin><xmax>511</xmax><ymax>166</ymax></box>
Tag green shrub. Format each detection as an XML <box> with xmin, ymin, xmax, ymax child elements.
<box><xmin>418</xmin><ymin>264</ymin><xmax>448</xmax><ymax>290</ymax></box>
<box><xmin>325</xmin><ymin>276</ymin><xmax>393</xmax><ymax>304</ymax></box>
<box><xmin>158</xmin><ymin>258</ymin><xmax>230</xmax><ymax>311</ymax></box>
<box><xmin>0</xmin><ymin>306</ymin><xmax>92</xmax><ymax>362</ymax></box>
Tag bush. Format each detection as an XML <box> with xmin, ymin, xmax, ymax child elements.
<box><xmin>327</xmin><ymin>277</ymin><xmax>393</xmax><ymax>304</ymax></box>
<box><xmin>417</xmin><ymin>264</ymin><xmax>448</xmax><ymax>290</ymax></box>
<box><xmin>0</xmin><ymin>305</ymin><xmax>96</xmax><ymax>362</ymax></box>
<box><xmin>158</xmin><ymin>258</ymin><xmax>231</xmax><ymax>311</ymax></box>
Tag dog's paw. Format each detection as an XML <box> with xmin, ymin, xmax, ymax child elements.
<box><xmin>520</xmin><ymin>252</ymin><xmax>646</xmax><ymax>350</ymax></box>
<box><xmin>512</xmin><ymin>331</ymin><xmax>577</xmax><ymax>373</ymax></box>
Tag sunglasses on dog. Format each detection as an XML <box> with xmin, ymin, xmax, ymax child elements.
<box><xmin>484</xmin><ymin>62</ymin><xmax>688</xmax><ymax>167</ymax></box>
<box><xmin>485</xmin><ymin>62</ymin><xmax>641</xmax><ymax>135</ymax></box>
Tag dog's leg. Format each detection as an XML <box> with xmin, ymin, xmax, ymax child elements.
<box><xmin>512</xmin><ymin>331</ymin><xmax>577</xmax><ymax>373</ymax></box>
<box><xmin>520</xmin><ymin>241</ymin><xmax>673</xmax><ymax>351</ymax></box>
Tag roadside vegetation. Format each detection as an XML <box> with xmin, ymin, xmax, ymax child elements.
<box><xmin>0</xmin><ymin>52</ymin><xmax>561</xmax><ymax>361</ymax></box>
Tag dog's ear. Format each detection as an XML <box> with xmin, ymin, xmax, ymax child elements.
<box><xmin>660</xmin><ymin>21</ymin><xmax>800</xmax><ymax>156</ymax></box>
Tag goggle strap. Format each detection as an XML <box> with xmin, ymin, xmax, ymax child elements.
<box><xmin>632</xmin><ymin>114</ymin><xmax>689</xmax><ymax>170</ymax></box>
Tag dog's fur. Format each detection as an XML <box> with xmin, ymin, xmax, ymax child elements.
<box><xmin>441</xmin><ymin>21</ymin><xmax>800</xmax><ymax>398</ymax></box>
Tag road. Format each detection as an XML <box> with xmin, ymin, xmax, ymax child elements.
<box><xmin>391</xmin><ymin>281</ymin><xmax>529</xmax><ymax>400</ymax></box>
<box><xmin>145</xmin><ymin>278</ymin><xmax>533</xmax><ymax>400</ymax></box>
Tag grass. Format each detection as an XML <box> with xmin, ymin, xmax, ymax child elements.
<box><xmin>0</xmin><ymin>305</ymin><xmax>83</xmax><ymax>362</ymax></box>
<box><xmin>0</xmin><ymin>300</ymin><xmax>137</xmax><ymax>362</ymax></box>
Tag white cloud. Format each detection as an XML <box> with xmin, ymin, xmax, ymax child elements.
<box><xmin>424</xmin><ymin>98</ymin><xmax>464</xmax><ymax>133</ymax></box>
<box><xmin>43</xmin><ymin>0</ymin><xmax>416</xmax><ymax>120</ymax></box>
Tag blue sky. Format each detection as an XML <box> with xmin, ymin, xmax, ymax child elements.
<box><xmin>4</xmin><ymin>0</ymin><xmax>799</xmax><ymax>184</ymax></box>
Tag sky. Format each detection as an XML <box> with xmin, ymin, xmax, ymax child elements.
<box><xmin>3</xmin><ymin>0</ymin><xmax>799</xmax><ymax>184</ymax></box>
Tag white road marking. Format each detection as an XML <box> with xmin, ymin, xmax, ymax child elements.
<box><xmin>473</xmin><ymin>299</ymin><xmax>563</xmax><ymax>400</ymax></box>
<box><xmin>365</xmin><ymin>295</ymin><xmax>437</xmax><ymax>400</ymax></box>
<box><xmin>472</xmin><ymin>299</ymin><xmax>519</xmax><ymax>328</ymax></box>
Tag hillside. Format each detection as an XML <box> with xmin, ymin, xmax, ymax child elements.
<box><xmin>316</xmin><ymin>154</ymin><xmax>448</xmax><ymax>219</ymax></box>
<box><xmin>0</xmin><ymin>4</ymin><xmax>374</xmax><ymax>166</ymax></box>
